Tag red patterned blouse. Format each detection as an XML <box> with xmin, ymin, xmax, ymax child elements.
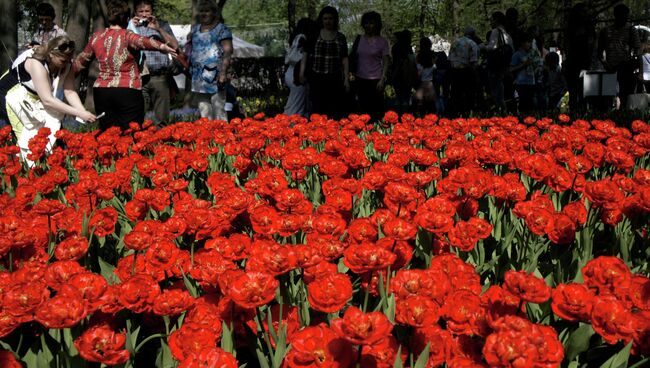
<box><xmin>73</xmin><ymin>28</ymin><xmax>166</xmax><ymax>90</ymax></box>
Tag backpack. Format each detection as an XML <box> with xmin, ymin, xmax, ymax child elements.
<box><xmin>487</xmin><ymin>29</ymin><xmax>513</xmax><ymax>71</ymax></box>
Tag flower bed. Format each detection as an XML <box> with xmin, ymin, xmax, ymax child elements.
<box><xmin>0</xmin><ymin>112</ymin><xmax>649</xmax><ymax>367</ymax></box>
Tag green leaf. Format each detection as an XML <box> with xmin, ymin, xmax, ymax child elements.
<box><xmin>565</xmin><ymin>323</ymin><xmax>595</xmax><ymax>362</ymax></box>
<box><xmin>221</xmin><ymin>321</ymin><xmax>235</xmax><ymax>354</ymax></box>
<box><xmin>392</xmin><ymin>346</ymin><xmax>403</xmax><ymax>368</ymax></box>
<box><xmin>600</xmin><ymin>342</ymin><xmax>632</xmax><ymax>368</ymax></box>
<box><xmin>155</xmin><ymin>340</ymin><xmax>175</xmax><ymax>368</ymax></box>
<box><xmin>272</xmin><ymin>324</ymin><xmax>288</xmax><ymax>368</ymax></box>
<box><xmin>255</xmin><ymin>346</ymin><xmax>271</xmax><ymax>368</ymax></box>
<box><xmin>98</xmin><ymin>256</ymin><xmax>119</xmax><ymax>285</ymax></box>
<box><xmin>181</xmin><ymin>269</ymin><xmax>199</xmax><ymax>298</ymax></box>
<box><xmin>125</xmin><ymin>319</ymin><xmax>142</xmax><ymax>355</ymax></box>
<box><xmin>413</xmin><ymin>343</ymin><xmax>430</xmax><ymax>368</ymax></box>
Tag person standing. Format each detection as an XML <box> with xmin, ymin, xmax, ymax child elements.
<box><xmin>415</xmin><ymin>37</ymin><xmax>436</xmax><ymax>116</ymax></box>
<box><xmin>284</xmin><ymin>18</ymin><xmax>314</xmax><ymax>117</ymax></box>
<box><xmin>73</xmin><ymin>0</ymin><xmax>177</xmax><ymax>130</ymax></box>
<box><xmin>390</xmin><ymin>30</ymin><xmax>418</xmax><ymax>115</ymax></box>
<box><xmin>448</xmin><ymin>27</ymin><xmax>479</xmax><ymax>115</ymax></box>
<box><xmin>598</xmin><ymin>4</ymin><xmax>641</xmax><ymax>110</ymax></box>
<box><xmin>132</xmin><ymin>0</ymin><xmax>179</xmax><ymax>125</ymax></box>
<box><xmin>510</xmin><ymin>34</ymin><xmax>539</xmax><ymax>114</ymax></box>
<box><xmin>304</xmin><ymin>6</ymin><xmax>349</xmax><ymax>119</ymax></box>
<box><xmin>349</xmin><ymin>11</ymin><xmax>390</xmax><ymax>122</ymax></box>
<box><xmin>187</xmin><ymin>0</ymin><xmax>233</xmax><ymax>121</ymax></box>
<box><xmin>564</xmin><ymin>3</ymin><xmax>596</xmax><ymax>113</ymax></box>
<box><xmin>27</xmin><ymin>3</ymin><xmax>67</xmax><ymax>49</ymax></box>
<box><xmin>482</xmin><ymin>11</ymin><xmax>513</xmax><ymax>112</ymax></box>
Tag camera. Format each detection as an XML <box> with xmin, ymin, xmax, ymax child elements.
<box><xmin>137</xmin><ymin>18</ymin><xmax>149</xmax><ymax>27</ymax></box>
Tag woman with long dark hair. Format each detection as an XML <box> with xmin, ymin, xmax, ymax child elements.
<box><xmin>284</xmin><ymin>18</ymin><xmax>315</xmax><ymax>116</ymax></box>
<box><xmin>304</xmin><ymin>6</ymin><xmax>349</xmax><ymax>119</ymax></box>
<box><xmin>349</xmin><ymin>11</ymin><xmax>390</xmax><ymax>122</ymax></box>
<box><xmin>74</xmin><ymin>0</ymin><xmax>176</xmax><ymax>130</ymax></box>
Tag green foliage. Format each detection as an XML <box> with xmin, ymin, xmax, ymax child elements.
<box><xmin>155</xmin><ymin>0</ymin><xmax>193</xmax><ymax>24</ymax></box>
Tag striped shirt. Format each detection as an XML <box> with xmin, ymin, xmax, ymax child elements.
<box><xmin>600</xmin><ymin>24</ymin><xmax>640</xmax><ymax>68</ymax></box>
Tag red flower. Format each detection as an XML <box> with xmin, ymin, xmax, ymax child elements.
<box><xmin>307</xmin><ymin>273</ymin><xmax>353</xmax><ymax>313</ymax></box>
<box><xmin>628</xmin><ymin>275</ymin><xmax>650</xmax><ymax>311</ymax></box>
<box><xmin>168</xmin><ymin>322</ymin><xmax>220</xmax><ymax>361</ymax></box>
<box><xmin>483</xmin><ymin>316</ymin><xmax>563</xmax><ymax>368</ymax></box>
<box><xmin>152</xmin><ymin>289</ymin><xmax>195</xmax><ymax>316</ymax></box>
<box><xmin>178</xmin><ymin>347</ymin><xmax>238</xmax><ymax>368</ymax></box>
<box><xmin>390</xmin><ymin>269</ymin><xmax>450</xmax><ymax>303</ymax></box>
<box><xmin>415</xmin><ymin>211</ymin><xmax>454</xmax><ymax>234</ymax></box>
<box><xmin>582</xmin><ymin>256</ymin><xmax>632</xmax><ymax>296</ymax></box>
<box><xmin>561</xmin><ymin>201</ymin><xmax>587</xmax><ymax>226</ymax></box>
<box><xmin>284</xmin><ymin>323</ymin><xmax>355</xmax><ymax>368</ymax></box>
<box><xmin>225</xmin><ymin>271</ymin><xmax>278</xmax><ymax>309</ymax></box>
<box><xmin>442</xmin><ymin>289</ymin><xmax>483</xmax><ymax>335</ymax></box>
<box><xmin>343</xmin><ymin>243</ymin><xmax>397</xmax><ymax>274</ymax></box>
<box><xmin>591</xmin><ymin>297</ymin><xmax>635</xmax><ymax>345</ymax></box>
<box><xmin>395</xmin><ymin>295</ymin><xmax>440</xmax><ymax>327</ymax></box>
<box><xmin>54</xmin><ymin>235</ymin><xmax>89</xmax><ymax>261</ymax></box>
<box><xmin>503</xmin><ymin>270</ymin><xmax>551</xmax><ymax>304</ymax></box>
<box><xmin>35</xmin><ymin>291</ymin><xmax>87</xmax><ymax>328</ymax></box>
<box><xmin>2</xmin><ymin>281</ymin><xmax>50</xmax><ymax>322</ymax></box>
<box><xmin>524</xmin><ymin>209</ymin><xmax>553</xmax><ymax>236</ymax></box>
<box><xmin>88</xmin><ymin>207</ymin><xmax>118</xmax><ymax>237</ymax></box>
<box><xmin>74</xmin><ymin>324</ymin><xmax>130</xmax><ymax>366</ymax></box>
<box><xmin>117</xmin><ymin>274</ymin><xmax>161</xmax><ymax>313</ymax></box>
<box><xmin>551</xmin><ymin>283</ymin><xmax>595</xmax><ymax>322</ymax></box>
<box><xmin>330</xmin><ymin>306</ymin><xmax>393</xmax><ymax>345</ymax></box>
<box><xmin>0</xmin><ymin>350</ymin><xmax>21</xmax><ymax>368</ymax></box>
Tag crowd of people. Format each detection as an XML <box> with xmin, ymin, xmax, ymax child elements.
<box><xmin>0</xmin><ymin>1</ymin><xmax>649</xmax><ymax>165</ymax></box>
<box><xmin>284</xmin><ymin>3</ymin><xmax>650</xmax><ymax>120</ymax></box>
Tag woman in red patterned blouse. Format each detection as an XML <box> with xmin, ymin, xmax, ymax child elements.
<box><xmin>73</xmin><ymin>0</ymin><xmax>176</xmax><ymax>130</ymax></box>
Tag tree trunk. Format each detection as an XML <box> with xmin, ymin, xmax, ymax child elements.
<box><xmin>451</xmin><ymin>0</ymin><xmax>461</xmax><ymax>36</ymax></box>
<box><xmin>307</xmin><ymin>0</ymin><xmax>318</xmax><ymax>20</ymax></box>
<box><xmin>50</xmin><ymin>0</ymin><xmax>65</xmax><ymax>28</ymax></box>
<box><xmin>0</xmin><ymin>0</ymin><xmax>17</xmax><ymax>71</ymax></box>
<box><xmin>65</xmin><ymin>0</ymin><xmax>91</xmax><ymax>53</ymax></box>
<box><xmin>418</xmin><ymin>0</ymin><xmax>427</xmax><ymax>38</ymax></box>
<box><xmin>288</xmin><ymin>0</ymin><xmax>297</xmax><ymax>36</ymax></box>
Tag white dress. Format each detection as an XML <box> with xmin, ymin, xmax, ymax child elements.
<box><xmin>283</xmin><ymin>34</ymin><xmax>308</xmax><ymax>116</ymax></box>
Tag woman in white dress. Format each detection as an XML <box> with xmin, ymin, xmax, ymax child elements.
<box><xmin>284</xmin><ymin>18</ymin><xmax>314</xmax><ymax>117</ymax></box>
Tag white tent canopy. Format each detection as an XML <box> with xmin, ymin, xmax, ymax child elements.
<box><xmin>170</xmin><ymin>24</ymin><xmax>265</xmax><ymax>58</ymax></box>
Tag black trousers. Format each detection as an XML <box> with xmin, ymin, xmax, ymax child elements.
<box><xmin>450</xmin><ymin>68</ymin><xmax>477</xmax><ymax>115</ymax></box>
<box><xmin>309</xmin><ymin>72</ymin><xmax>345</xmax><ymax>119</ymax></box>
<box><xmin>93</xmin><ymin>87</ymin><xmax>145</xmax><ymax>131</ymax></box>
<box><xmin>353</xmin><ymin>77</ymin><xmax>384</xmax><ymax>122</ymax></box>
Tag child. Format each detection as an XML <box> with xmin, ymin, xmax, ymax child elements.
<box><xmin>509</xmin><ymin>34</ymin><xmax>540</xmax><ymax>114</ymax></box>
<box><xmin>415</xmin><ymin>37</ymin><xmax>436</xmax><ymax>115</ymax></box>
<box><xmin>544</xmin><ymin>51</ymin><xmax>567</xmax><ymax>110</ymax></box>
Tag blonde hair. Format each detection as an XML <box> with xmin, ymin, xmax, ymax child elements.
<box><xmin>32</xmin><ymin>36</ymin><xmax>75</xmax><ymax>62</ymax></box>
<box><xmin>643</xmin><ymin>41</ymin><xmax>650</xmax><ymax>54</ymax></box>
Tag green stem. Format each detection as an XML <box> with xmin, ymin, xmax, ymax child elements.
<box><xmin>256</xmin><ymin>307</ymin><xmax>276</xmax><ymax>368</ymax></box>
<box><xmin>134</xmin><ymin>333</ymin><xmax>166</xmax><ymax>353</ymax></box>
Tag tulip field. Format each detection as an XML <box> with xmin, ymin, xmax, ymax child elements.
<box><xmin>0</xmin><ymin>112</ymin><xmax>649</xmax><ymax>367</ymax></box>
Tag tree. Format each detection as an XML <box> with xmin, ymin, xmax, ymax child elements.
<box><xmin>0</xmin><ymin>0</ymin><xmax>17</xmax><ymax>71</ymax></box>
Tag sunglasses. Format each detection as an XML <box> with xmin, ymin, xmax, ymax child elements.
<box><xmin>55</xmin><ymin>41</ymin><xmax>75</xmax><ymax>53</ymax></box>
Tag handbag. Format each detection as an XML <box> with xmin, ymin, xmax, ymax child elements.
<box><xmin>626</xmin><ymin>83</ymin><xmax>650</xmax><ymax>111</ymax></box>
